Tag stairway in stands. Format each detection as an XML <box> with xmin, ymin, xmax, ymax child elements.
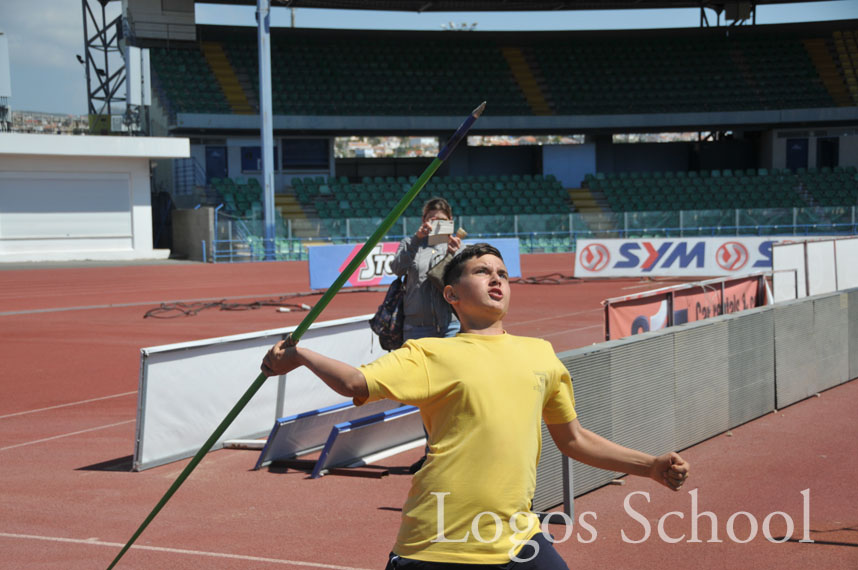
<box><xmin>501</xmin><ymin>47</ymin><xmax>553</xmax><ymax>115</ymax></box>
<box><xmin>568</xmin><ymin>187</ymin><xmax>620</xmax><ymax>237</ymax></box>
<box><xmin>568</xmin><ymin>188</ymin><xmax>605</xmax><ymax>213</ymax></box>
<box><xmin>275</xmin><ymin>193</ymin><xmax>305</xmax><ymax>219</ymax></box>
<box><xmin>803</xmin><ymin>37</ymin><xmax>853</xmax><ymax>106</ymax></box>
<box><xmin>832</xmin><ymin>30</ymin><xmax>858</xmax><ymax>105</ymax></box>
<box><xmin>276</xmin><ymin>192</ymin><xmax>321</xmax><ymax>238</ymax></box>
<box><xmin>201</xmin><ymin>42</ymin><xmax>255</xmax><ymax>114</ymax></box>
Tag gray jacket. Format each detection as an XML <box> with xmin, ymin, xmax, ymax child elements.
<box><xmin>390</xmin><ymin>235</ymin><xmax>458</xmax><ymax>332</ymax></box>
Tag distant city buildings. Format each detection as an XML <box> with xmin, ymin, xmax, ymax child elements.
<box><xmin>5</xmin><ymin>116</ymin><xmax>719</xmax><ymax>147</ymax></box>
<box><xmin>335</xmin><ymin>136</ymin><xmax>438</xmax><ymax>158</ymax></box>
<box><xmin>468</xmin><ymin>134</ymin><xmax>585</xmax><ymax>146</ymax></box>
<box><xmin>333</xmin><ymin>134</ymin><xmax>589</xmax><ymax>158</ymax></box>
<box><xmin>10</xmin><ymin>110</ymin><xmax>89</xmax><ymax>135</ymax></box>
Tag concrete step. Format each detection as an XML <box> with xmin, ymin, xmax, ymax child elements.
<box><xmin>289</xmin><ymin>219</ymin><xmax>326</xmax><ymax>238</ymax></box>
<box><xmin>575</xmin><ymin>198</ymin><xmax>599</xmax><ymax>207</ymax></box>
<box><xmin>568</xmin><ymin>188</ymin><xmax>609</xmax><ymax>214</ymax></box>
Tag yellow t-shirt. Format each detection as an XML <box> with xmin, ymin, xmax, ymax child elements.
<box><xmin>357</xmin><ymin>332</ymin><xmax>577</xmax><ymax>564</ymax></box>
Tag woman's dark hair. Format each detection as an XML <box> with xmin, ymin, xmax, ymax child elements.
<box><xmin>443</xmin><ymin>243</ymin><xmax>504</xmax><ymax>286</ymax></box>
<box><xmin>422</xmin><ymin>197</ymin><xmax>452</xmax><ymax>220</ymax></box>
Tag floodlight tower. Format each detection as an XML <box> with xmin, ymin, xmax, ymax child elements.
<box><xmin>700</xmin><ymin>2</ymin><xmax>756</xmax><ymax>27</ymax></box>
<box><xmin>0</xmin><ymin>31</ymin><xmax>11</xmax><ymax>132</ymax></box>
<box><xmin>81</xmin><ymin>0</ymin><xmax>125</xmax><ymax>133</ymax></box>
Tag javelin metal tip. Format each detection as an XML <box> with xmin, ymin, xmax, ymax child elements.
<box><xmin>472</xmin><ymin>101</ymin><xmax>487</xmax><ymax>118</ymax></box>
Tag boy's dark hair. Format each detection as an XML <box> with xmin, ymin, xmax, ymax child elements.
<box><xmin>443</xmin><ymin>243</ymin><xmax>504</xmax><ymax>287</ymax></box>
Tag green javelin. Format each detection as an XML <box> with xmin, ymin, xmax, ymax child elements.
<box><xmin>106</xmin><ymin>101</ymin><xmax>485</xmax><ymax>570</ymax></box>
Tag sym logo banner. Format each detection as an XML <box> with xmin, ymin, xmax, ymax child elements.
<box><xmin>578</xmin><ymin>243</ymin><xmax>611</xmax><ymax>272</ymax></box>
<box><xmin>574</xmin><ymin>237</ymin><xmax>779</xmax><ymax>277</ymax></box>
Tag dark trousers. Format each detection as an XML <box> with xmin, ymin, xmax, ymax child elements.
<box><xmin>384</xmin><ymin>532</ymin><xmax>569</xmax><ymax>570</ymax></box>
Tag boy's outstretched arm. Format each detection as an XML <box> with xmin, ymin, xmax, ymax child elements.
<box><xmin>261</xmin><ymin>339</ymin><xmax>369</xmax><ymax>400</ymax></box>
<box><xmin>547</xmin><ymin>419</ymin><xmax>689</xmax><ymax>491</ymax></box>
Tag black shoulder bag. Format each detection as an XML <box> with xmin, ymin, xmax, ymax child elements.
<box><xmin>369</xmin><ymin>276</ymin><xmax>406</xmax><ymax>350</ymax></box>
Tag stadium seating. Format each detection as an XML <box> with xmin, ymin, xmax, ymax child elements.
<box><xmin>292</xmin><ymin>174</ymin><xmax>569</xmax><ymax>218</ymax></box>
<box><xmin>150</xmin><ymin>47</ymin><xmax>231</xmax><ymax>117</ymax></box>
<box><xmin>211</xmin><ymin>176</ymin><xmax>264</xmax><ymax>217</ymax></box>
<box><xmin>535</xmin><ymin>32</ymin><xmax>833</xmax><ymax>114</ymax></box>
<box><xmin>587</xmin><ymin>166</ymin><xmax>858</xmax><ymax>212</ymax></box>
<box><xmin>149</xmin><ymin>24</ymin><xmax>852</xmax><ymax>119</ymax></box>
<box><xmin>224</xmin><ymin>32</ymin><xmax>530</xmax><ymax>116</ymax></box>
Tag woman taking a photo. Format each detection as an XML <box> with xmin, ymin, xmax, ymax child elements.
<box><xmin>391</xmin><ymin>197</ymin><xmax>463</xmax><ymax>342</ymax></box>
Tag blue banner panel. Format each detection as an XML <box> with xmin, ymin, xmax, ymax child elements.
<box><xmin>308</xmin><ymin>238</ymin><xmax>521</xmax><ymax>290</ymax></box>
<box><xmin>311</xmin><ymin>405</ymin><xmax>423</xmax><ymax>478</ymax></box>
<box><xmin>253</xmin><ymin>399</ymin><xmax>401</xmax><ymax>470</ymax></box>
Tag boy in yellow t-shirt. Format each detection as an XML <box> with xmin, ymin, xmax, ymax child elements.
<box><xmin>261</xmin><ymin>243</ymin><xmax>690</xmax><ymax>569</ymax></box>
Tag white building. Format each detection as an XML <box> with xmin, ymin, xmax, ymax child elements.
<box><xmin>0</xmin><ymin>133</ymin><xmax>188</xmax><ymax>262</ymax></box>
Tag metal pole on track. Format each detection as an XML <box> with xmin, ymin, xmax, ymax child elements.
<box><xmin>105</xmin><ymin>101</ymin><xmax>486</xmax><ymax>570</ymax></box>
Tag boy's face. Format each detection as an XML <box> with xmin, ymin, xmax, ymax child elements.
<box><xmin>445</xmin><ymin>254</ymin><xmax>510</xmax><ymax>321</ymax></box>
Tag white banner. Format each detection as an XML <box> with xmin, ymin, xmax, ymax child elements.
<box><xmin>574</xmin><ymin>237</ymin><xmax>781</xmax><ymax>278</ymax></box>
<box><xmin>772</xmin><ymin>235</ymin><xmax>858</xmax><ymax>302</ymax></box>
<box><xmin>835</xmin><ymin>237</ymin><xmax>858</xmax><ymax>291</ymax></box>
<box><xmin>134</xmin><ymin>315</ymin><xmax>386</xmax><ymax>471</ymax></box>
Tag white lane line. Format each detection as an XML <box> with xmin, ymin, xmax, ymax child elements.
<box><xmin>0</xmin><ymin>289</ymin><xmax>333</xmax><ymax>317</ymax></box>
<box><xmin>0</xmin><ymin>420</ymin><xmax>135</xmax><ymax>452</ymax></box>
<box><xmin>0</xmin><ymin>391</ymin><xmax>137</xmax><ymax>420</ymax></box>
<box><xmin>539</xmin><ymin>324</ymin><xmax>604</xmax><ymax>339</ymax></box>
<box><xmin>508</xmin><ymin>308</ymin><xmax>602</xmax><ymax>327</ymax></box>
<box><xmin>0</xmin><ymin>532</ymin><xmax>371</xmax><ymax>570</ymax></box>
<box><xmin>0</xmin><ymin>300</ymin><xmax>170</xmax><ymax>316</ymax></box>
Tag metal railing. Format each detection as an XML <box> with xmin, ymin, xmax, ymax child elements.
<box><xmin>173</xmin><ymin>157</ymin><xmax>207</xmax><ymax>196</ymax></box>
<box><xmin>211</xmin><ymin>205</ymin><xmax>858</xmax><ymax>263</ymax></box>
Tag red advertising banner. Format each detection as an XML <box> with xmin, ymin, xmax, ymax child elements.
<box><xmin>672</xmin><ymin>276</ymin><xmax>759</xmax><ymax>326</ymax></box>
<box><xmin>606</xmin><ymin>294</ymin><xmax>670</xmax><ymax>340</ymax></box>
<box><xmin>605</xmin><ymin>275</ymin><xmax>764</xmax><ymax>340</ymax></box>
<box><xmin>722</xmin><ymin>277</ymin><xmax>761</xmax><ymax>315</ymax></box>
<box><xmin>673</xmin><ymin>285</ymin><xmax>721</xmax><ymax>325</ymax></box>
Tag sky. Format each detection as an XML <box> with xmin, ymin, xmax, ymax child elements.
<box><xmin>0</xmin><ymin>1</ymin><xmax>856</xmax><ymax>115</ymax></box>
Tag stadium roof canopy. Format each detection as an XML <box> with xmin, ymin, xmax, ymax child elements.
<box><xmin>197</xmin><ymin>0</ymin><xmax>819</xmax><ymax>12</ymax></box>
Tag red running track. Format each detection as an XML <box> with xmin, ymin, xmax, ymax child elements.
<box><xmin>0</xmin><ymin>255</ymin><xmax>855</xmax><ymax>569</ymax></box>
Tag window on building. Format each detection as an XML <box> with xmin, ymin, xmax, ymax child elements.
<box><xmin>816</xmin><ymin>137</ymin><xmax>839</xmax><ymax>169</ymax></box>
<box><xmin>283</xmin><ymin>138</ymin><xmax>330</xmax><ymax>168</ymax></box>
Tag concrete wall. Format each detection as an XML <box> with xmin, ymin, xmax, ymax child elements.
<box><xmin>171</xmin><ymin>207</ymin><xmax>214</xmax><ymax>262</ymax></box>
<box><xmin>543</xmin><ymin>143</ymin><xmax>596</xmax><ymax>188</ymax></box>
